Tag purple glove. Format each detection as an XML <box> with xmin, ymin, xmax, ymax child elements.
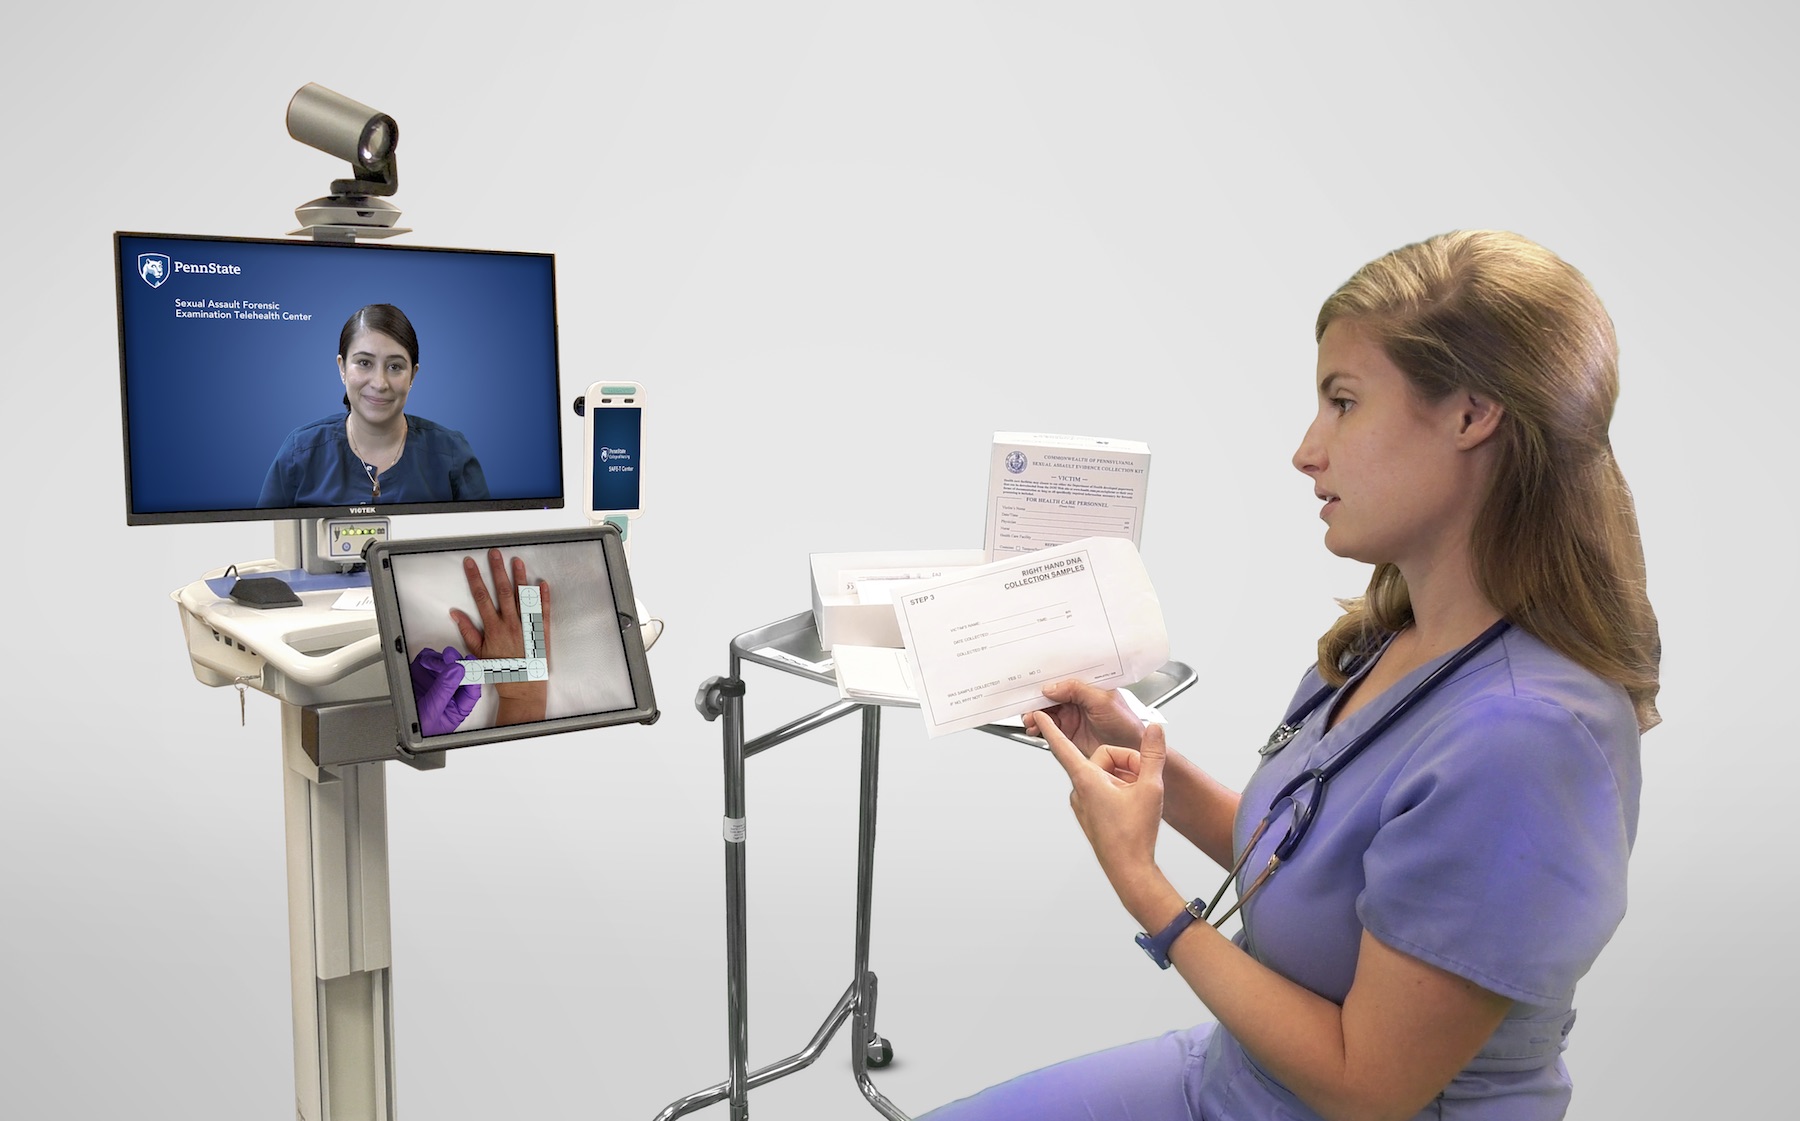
<box><xmin>409</xmin><ymin>645</ymin><xmax>481</xmax><ymax>736</ymax></box>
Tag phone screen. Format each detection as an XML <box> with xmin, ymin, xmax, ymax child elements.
<box><xmin>591</xmin><ymin>406</ymin><xmax>642</xmax><ymax>513</ymax></box>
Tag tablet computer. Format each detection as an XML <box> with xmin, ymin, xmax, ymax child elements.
<box><xmin>368</xmin><ymin>524</ymin><xmax>658</xmax><ymax>753</ymax></box>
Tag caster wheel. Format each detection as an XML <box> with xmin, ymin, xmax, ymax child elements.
<box><xmin>866</xmin><ymin>1037</ymin><xmax>894</xmax><ymax>1068</ymax></box>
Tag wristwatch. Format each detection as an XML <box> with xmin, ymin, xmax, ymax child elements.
<box><xmin>1135</xmin><ymin>899</ymin><xmax>1207</xmax><ymax>969</ymax></box>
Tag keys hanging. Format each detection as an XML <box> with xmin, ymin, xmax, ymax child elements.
<box><xmin>233</xmin><ymin>675</ymin><xmax>256</xmax><ymax>726</ymax></box>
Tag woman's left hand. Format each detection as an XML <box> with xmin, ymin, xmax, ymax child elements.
<box><xmin>1027</xmin><ymin>710</ymin><xmax>1170</xmax><ymax>909</ymax></box>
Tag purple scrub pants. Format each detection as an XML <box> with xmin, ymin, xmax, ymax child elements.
<box><xmin>916</xmin><ymin>1024</ymin><xmax>1214</xmax><ymax>1121</ymax></box>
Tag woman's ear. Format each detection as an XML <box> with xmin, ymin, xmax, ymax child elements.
<box><xmin>1455</xmin><ymin>392</ymin><xmax>1504</xmax><ymax>450</ymax></box>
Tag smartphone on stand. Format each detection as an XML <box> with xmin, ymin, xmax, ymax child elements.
<box><xmin>584</xmin><ymin>381</ymin><xmax>643</xmax><ymax>546</ymax></box>
<box><xmin>583</xmin><ymin>381</ymin><xmax>661</xmax><ymax>648</ymax></box>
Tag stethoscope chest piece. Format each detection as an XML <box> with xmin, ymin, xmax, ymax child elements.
<box><xmin>1259</xmin><ymin>722</ymin><xmax>1303</xmax><ymax>756</ymax></box>
<box><xmin>1259</xmin><ymin>680</ymin><xmax>1335</xmax><ymax>757</ymax></box>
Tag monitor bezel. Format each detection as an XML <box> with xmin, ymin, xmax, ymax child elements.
<box><xmin>114</xmin><ymin>230</ymin><xmax>567</xmax><ymax>527</ymax></box>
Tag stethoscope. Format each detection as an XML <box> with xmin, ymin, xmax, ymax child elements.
<box><xmin>1194</xmin><ymin>617</ymin><xmax>1513</xmax><ymax>930</ymax></box>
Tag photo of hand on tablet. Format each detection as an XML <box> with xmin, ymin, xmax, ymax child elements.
<box><xmin>372</xmin><ymin>529</ymin><xmax>649</xmax><ymax>750</ymax></box>
<box><xmin>448</xmin><ymin>547</ymin><xmax>553</xmax><ymax>727</ymax></box>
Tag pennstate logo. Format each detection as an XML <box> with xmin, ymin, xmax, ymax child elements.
<box><xmin>138</xmin><ymin>253</ymin><xmax>171</xmax><ymax>288</ymax></box>
<box><xmin>1004</xmin><ymin>450</ymin><xmax>1028</xmax><ymax>474</ymax></box>
<box><xmin>600</xmin><ymin>446</ymin><xmax>629</xmax><ymax>462</ymax></box>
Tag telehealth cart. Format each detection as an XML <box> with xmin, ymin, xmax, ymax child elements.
<box><xmin>171</xmin><ymin>518</ymin><xmax>659</xmax><ymax>1121</ymax></box>
<box><xmin>173</xmin><ymin>523</ymin><xmax>429</xmax><ymax>1121</ymax></box>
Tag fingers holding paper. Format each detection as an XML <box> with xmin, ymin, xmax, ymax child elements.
<box><xmin>1028</xmin><ymin>710</ymin><xmax>1169</xmax><ymax>900</ymax></box>
<box><xmin>1038</xmin><ymin>678</ymin><xmax>1147</xmax><ymax>756</ymax></box>
<box><xmin>889</xmin><ymin>536</ymin><xmax>1169</xmax><ymax>738</ymax></box>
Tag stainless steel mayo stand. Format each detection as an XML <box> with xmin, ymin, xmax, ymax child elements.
<box><xmin>654</xmin><ymin>611</ymin><xmax>1197</xmax><ymax>1121</ymax></box>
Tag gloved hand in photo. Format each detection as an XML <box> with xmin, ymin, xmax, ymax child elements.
<box><xmin>410</xmin><ymin>645</ymin><xmax>481</xmax><ymax>735</ymax></box>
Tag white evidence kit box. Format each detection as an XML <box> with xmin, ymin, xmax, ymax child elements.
<box><xmin>983</xmin><ymin>432</ymin><xmax>1152</xmax><ymax>561</ymax></box>
<box><xmin>809</xmin><ymin>548</ymin><xmax>988</xmax><ymax>650</ymax></box>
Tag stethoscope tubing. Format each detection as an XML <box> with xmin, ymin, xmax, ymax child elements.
<box><xmin>1204</xmin><ymin>617</ymin><xmax>1514</xmax><ymax>927</ymax></box>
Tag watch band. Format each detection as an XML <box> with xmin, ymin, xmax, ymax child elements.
<box><xmin>1135</xmin><ymin>899</ymin><xmax>1206</xmax><ymax>969</ymax></box>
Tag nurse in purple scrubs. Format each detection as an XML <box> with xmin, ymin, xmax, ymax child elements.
<box><xmin>922</xmin><ymin>230</ymin><xmax>1660</xmax><ymax>1121</ymax></box>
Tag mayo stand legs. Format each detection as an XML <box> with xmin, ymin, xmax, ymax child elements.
<box><xmin>851</xmin><ymin>704</ymin><xmax>905</xmax><ymax>1118</ymax></box>
<box><xmin>655</xmin><ymin>659</ymin><xmax>905</xmax><ymax>1120</ymax></box>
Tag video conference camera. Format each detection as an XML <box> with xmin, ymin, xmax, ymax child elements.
<box><xmin>287</xmin><ymin>83</ymin><xmax>410</xmax><ymax>240</ymax></box>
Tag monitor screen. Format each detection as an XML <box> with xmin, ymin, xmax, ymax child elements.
<box><xmin>115</xmin><ymin>232</ymin><xmax>565</xmax><ymax>525</ymax></box>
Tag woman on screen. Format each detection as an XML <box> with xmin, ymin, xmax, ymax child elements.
<box><xmin>257</xmin><ymin>303</ymin><xmax>489</xmax><ymax>507</ymax></box>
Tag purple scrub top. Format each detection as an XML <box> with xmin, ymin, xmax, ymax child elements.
<box><xmin>1200</xmin><ymin>625</ymin><xmax>1642</xmax><ymax>1119</ymax></box>
<box><xmin>918</xmin><ymin>627</ymin><xmax>1642</xmax><ymax>1121</ymax></box>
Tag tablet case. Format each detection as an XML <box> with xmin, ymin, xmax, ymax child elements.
<box><xmin>366</xmin><ymin>523</ymin><xmax>658</xmax><ymax>753</ymax></box>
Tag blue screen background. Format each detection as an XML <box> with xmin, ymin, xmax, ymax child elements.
<box><xmin>117</xmin><ymin>234</ymin><xmax>564</xmax><ymax>518</ymax></box>
<box><xmin>590</xmin><ymin>407</ymin><xmax>643</xmax><ymax>513</ymax></box>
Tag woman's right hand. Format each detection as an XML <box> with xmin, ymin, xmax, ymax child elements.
<box><xmin>1035</xmin><ymin>679</ymin><xmax>1146</xmax><ymax>758</ymax></box>
<box><xmin>450</xmin><ymin>548</ymin><xmax>551</xmax><ymax>726</ymax></box>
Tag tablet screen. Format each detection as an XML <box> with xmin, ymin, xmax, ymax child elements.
<box><xmin>369</xmin><ymin>526</ymin><xmax>657</xmax><ymax>752</ymax></box>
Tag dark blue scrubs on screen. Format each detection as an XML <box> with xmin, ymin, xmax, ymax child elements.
<box><xmin>258</xmin><ymin>414</ymin><xmax>489</xmax><ymax>507</ymax></box>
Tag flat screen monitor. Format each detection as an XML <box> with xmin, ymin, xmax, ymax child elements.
<box><xmin>115</xmin><ymin>232</ymin><xmax>565</xmax><ymax>525</ymax></box>
<box><xmin>368</xmin><ymin>525</ymin><xmax>658</xmax><ymax>753</ymax></box>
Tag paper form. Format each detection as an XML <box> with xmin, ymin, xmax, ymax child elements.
<box><xmin>985</xmin><ymin>433</ymin><xmax>1150</xmax><ymax>558</ymax></box>
<box><xmin>332</xmin><ymin>588</ymin><xmax>375</xmax><ymax>611</ymax></box>
<box><xmin>891</xmin><ymin>536</ymin><xmax>1169</xmax><ymax>737</ymax></box>
<box><xmin>846</xmin><ymin>578</ymin><xmax>927</xmax><ymax>606</ymax></box>
<box><xmin>753</xmin><ymin>646</ymin><xmax>835</xmax><ymax>675</ymax></box>
<box><xmin>833</xmin><ymin>645</ymin><xmax>919</xmax><ymax>706</ymax></box>
<box><xmin>989</xmin><ymin>499</ymin><xmax>1140</xmax><ymax>554</ymax></box>
<box><xmin>834</xmin><ymin>645</ymin><xmax>1171</xmax><ymax>729</ymax></box>
<box><xmin>836</xmin><ymin>565</ymin><xmax>966</xmax><ymax>602</ymax></box>
<box><xmin>987</xmin><ymin>687</ymin><xmax>1169</xmax><ymax>730</ymax></box>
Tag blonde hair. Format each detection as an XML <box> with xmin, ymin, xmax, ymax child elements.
<box><xmin>1314</xmin><ymin>230</ymin><xmax>1661</xmax><ymax>732</ymax></box>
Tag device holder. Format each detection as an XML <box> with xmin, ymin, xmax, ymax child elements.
<box><xmin>572</xmin><ymin>386</ymin><xmax>643</xmax><ymax>547</ymax></box>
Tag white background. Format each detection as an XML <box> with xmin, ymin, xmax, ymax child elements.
<box><xmin>2</xmin><ymin>3</ymin><xmax>1790</xmax><ymax>1118</ymax></box>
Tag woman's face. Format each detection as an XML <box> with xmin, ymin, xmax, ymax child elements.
<box><xmin>338</xmin><ymin>328</ymin><xmax>416</xmax><ymax>428</ymax></box>
<box><xmin>1292</xmin><ymin>319</ymin><xmax>1493</xmax><ymax>572</ymax></box>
